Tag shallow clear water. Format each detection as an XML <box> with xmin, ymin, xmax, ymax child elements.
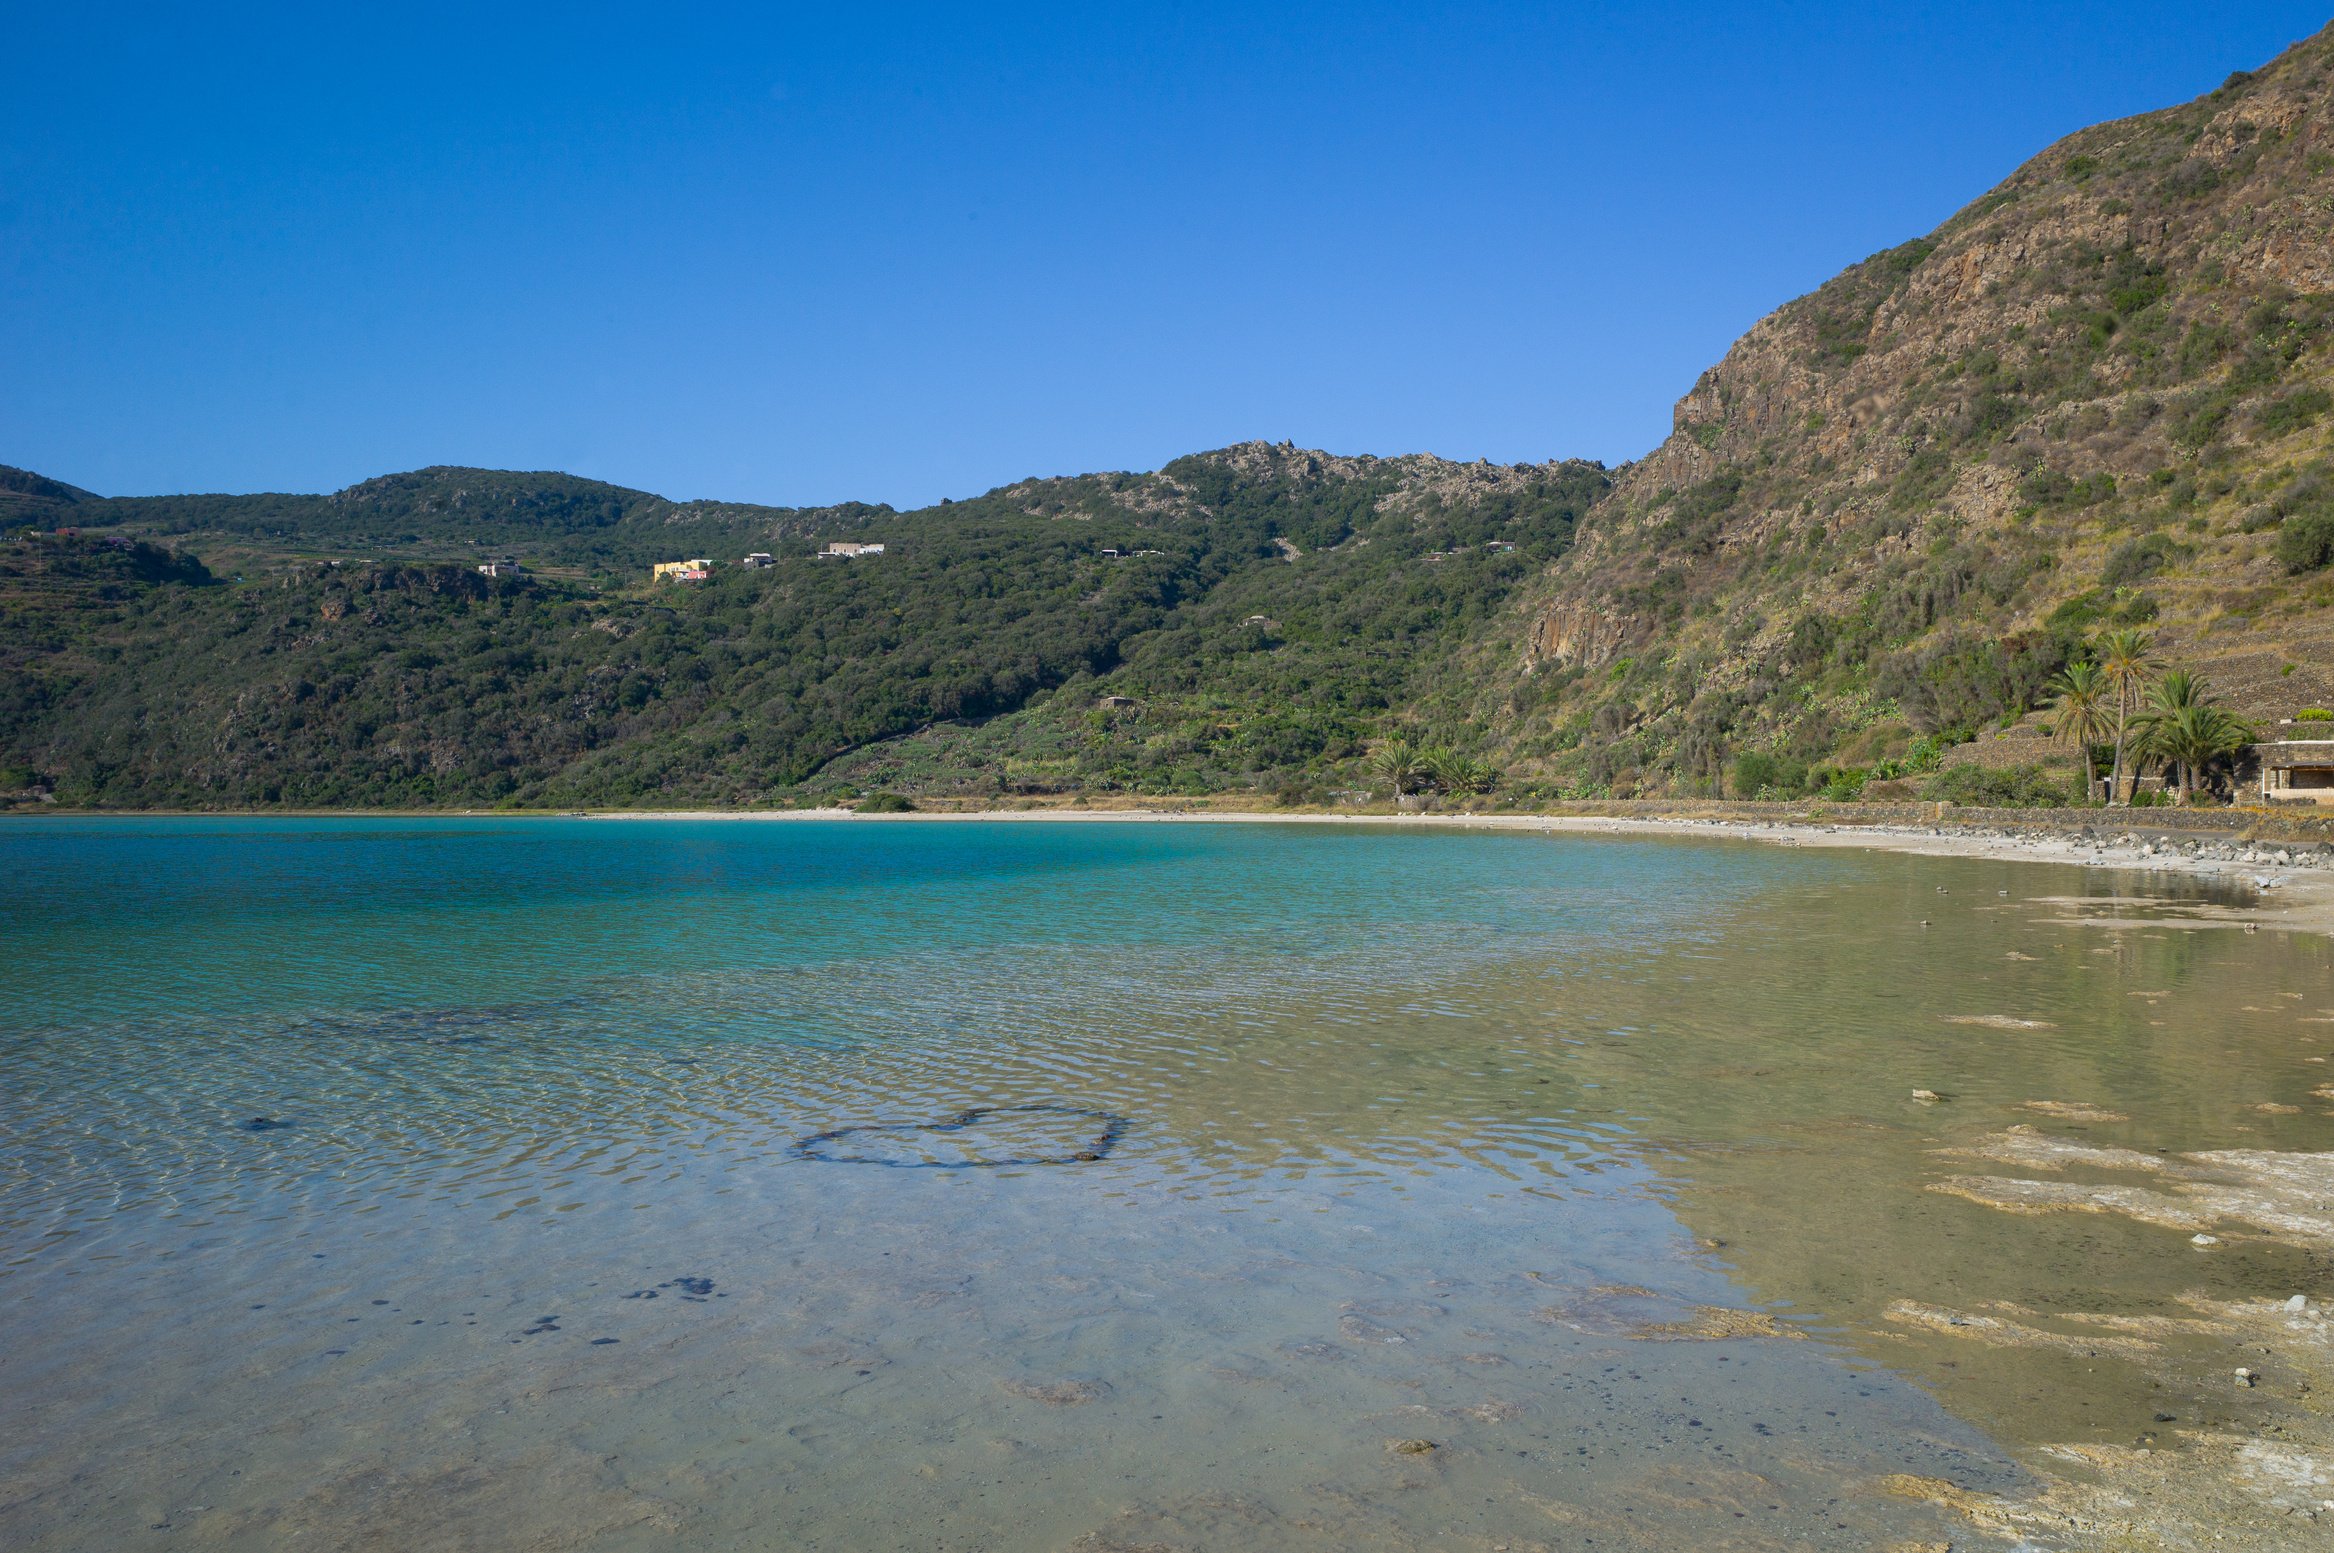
<box><xmin>2</xmin><ymin>817</ymin><xmax>2326</xmax><ymax>1549</ymax></box>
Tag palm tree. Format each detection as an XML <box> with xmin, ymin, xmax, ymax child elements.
<box><xmin>2129</xmin><ymin>670</ymin><xmax>2252</xmax><ymax>802</ymax></box>
<box><xmin>2095</xmin><ymin>629</ymin><xmax>2162</xmax><ymax>804</ymax></box>
<box><xmin>2144</xmin><ymin>705</ymin><xmax>2253</xmax><ymax>802</ymax></box>
<box><xmin>1370</xmin><ymin>740</ymin><xmax>1425</xmax><ymax>804</ymax></box>
<box><xmin>1417</xmin><ymin>745</ymin><xmax>1460</xmax><ymax>794</ymax></box>
<box><xmin>2128</xmin><ymin>668</ymin><xmax>2199</xmax><ymax>801</ymax></box>
<box><xmin>2049</xmin><ymin>659</ymin><xmax>2114</xmax><ymax>803</ymax></box>
<box><xmin>2146</xmin><ymin>666</ymin><xmax>2203</xmax><ymax>712</ymax></box>
<box><xmin>1434</xmin><ymin>753</ymin><xmax>1499</xmax><ymax>797</ymax></box>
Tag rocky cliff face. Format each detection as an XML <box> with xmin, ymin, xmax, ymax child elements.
<box><xmin>1527</xmin><ymin>603</ymin><xmax>1630</xmax><ymax>672</ymax></box>
<box><xmin>974</xmin><ymin>439</ymin><xmax>1602</xmax><ymax>527</ymax></box>
<box><xmin>1510</xmin><ymin>22</ymin><xmax>2334</xmax><ymax>796</ymax></box>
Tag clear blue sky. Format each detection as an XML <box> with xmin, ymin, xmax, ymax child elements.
<box><xmin>4</xmin><ymin>4</ymin><xmax>2326</xmax><ymax>509</ymax></box>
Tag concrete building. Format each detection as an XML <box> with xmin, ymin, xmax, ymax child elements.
<box><xmin>819</xmin><ymin>542</ymin><xmax>887</xmax><ymax>559</ymax></box>
<box><xmin>741</xmin><ymin>553</ymin><xmax>774</xmax><ymax>569</ymax></box>
<box><xmin>477</xmin><ymin>559</ymin><xmax>524</xmax><ymax>578</ymax></box>
<box><xmin>653</xmin><ymin>558</ymin><xmax>715</xmax><ymax>581</ymax></box>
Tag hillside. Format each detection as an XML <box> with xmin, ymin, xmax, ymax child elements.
<box><xmin>0</xmin><ymin>466</ymin><xmax>99</xmax><ymax>526</ymax></box>
<box><xmin>43</xmin><ymin>465</ymin><xmax>892</xmax><ymax>573</ymax></box>
<box><xmin>1505</xmin><ymin>21</ymin><xmax>2334</xmax><ymax>800</ymax></box>
<box><xmin>8</xmin><ymin>24</ymin><xmax>2334</xmax><ymax>811</ymax></box>
<box><xmin>0</xmin><ymin>448</ymin><xmax>1604</xmax><ymax>806</ymax></box>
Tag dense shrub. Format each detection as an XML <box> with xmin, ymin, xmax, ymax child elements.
<box><xmin>1874</xmin><ymin>632</ymin><xmax>2068</xmax><ymax>735</ymax></box>
<box><xmin>2101</xmin><ymin>533</ymin><xmax>2182</xmax><ymax>588</ymax></box>
<box><xmin>2254</xmin><ymin>386</ymin><xmax>2332</xmax><ymax>439</ymax></box>
<box><xmin>1921</xmin><ymin>762</ymin><xmax>2081</xmax><ymax>808</ymax></box>
<box><xmin>2019</xmin><ymin>467</ymin><xmax>2116</xmax><ymax>508</ymax></box>
<box><xmin>1728</xmin><ymin>750</ymin><xmax>1809</xmax><ymax>798</ymax></box>
<box><xmin>1813</xmin><ymin>766</ymin><xmax>1867</xmax><ymax>801</ymax></box>
<box><xmin>2170</xmin><ymin>386</ymin><xmax>2241</xmax><ymax>449</ymax></box>
<box><xmin>2047</xmin><ymin>587</ymin><xmax>2158</xmax><ymax>632</ymax></box>
<box><xmin>1888</xmin><ymin>450</ymin><xmax>1957</xmax><ymax>512</ymax></box>
<box><xmin>2278</xmin><ymin>511</ymin><xmax>2334</xmax><ymax>573</ymax></box>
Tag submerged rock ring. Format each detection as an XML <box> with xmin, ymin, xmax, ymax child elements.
<box><xmin>792</xmin><ymin>1103</ymin><xmax>1129</xmax><ymax>1168</ymax></box>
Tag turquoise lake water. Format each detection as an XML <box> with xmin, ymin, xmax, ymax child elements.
<box><xmin>5</xmin><ymin>817</ymin><xmax>2326</xmax><ymax>1550</ymax></box>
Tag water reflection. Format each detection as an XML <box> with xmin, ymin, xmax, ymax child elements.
<box><xmin>6</xmin><ymin>820</ymin><xmax>2315</xmax><ymax>1549</ymax></box>
<box><xmin>1536</xmin><ymin>850</ymin><xmax>2334</xmax><ymax>1454</ymax></box>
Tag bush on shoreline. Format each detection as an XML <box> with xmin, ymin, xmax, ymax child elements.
<box><xmin>1919</xmin><ymin>762</ymin><xmax>2082</xmax><ymax>808</ymax></box>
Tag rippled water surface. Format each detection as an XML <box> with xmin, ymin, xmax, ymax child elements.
<box><xmin>4</xmin><ymin>817</ymin><xmax>2328</xmax><ymax>1550</ymax></box>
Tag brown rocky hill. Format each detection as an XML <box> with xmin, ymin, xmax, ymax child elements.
<box><xmin>1507</xmin><ymin>21</ymin><xmax>2334</xmax><ymax>797</ymax></box>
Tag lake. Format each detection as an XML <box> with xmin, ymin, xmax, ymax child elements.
<box><xmin>2</xmin><ymin>817</ymin><xmax>2326</xmax><ymax>1549</ymax></box>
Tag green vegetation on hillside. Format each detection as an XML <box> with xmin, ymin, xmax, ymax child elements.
<box><xmin>8</xmin><ymin>24</ymin><xmax>2334</xmax><ymax>811</ymax></box>
<box><xmin>0</xmin><ymin>450</ymin><xmax>1604</xmax><ymax>806</ymax></box>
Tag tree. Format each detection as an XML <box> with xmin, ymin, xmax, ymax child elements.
<box><xmin>1428</xmin><ymin>750</ymin><xmax>1499</xmax><ymax>796</ymax></box>
<box><xmin>2129</xmin><ymin>670</ymin><xmax>2252</xmax><ymax>802</ymax></box>
<box><xmin>2094</xmin><ymin>629</ymin><xmax>2162</xmax><ymax>804</ymax></box>
<box><xmin>2048</xmin><ymin>659</ymin><xmax>2114</xmax><ymax>803</ymax></box>
<box><xmin>1417</xmin><ymin>745</ymin><xmax>1460</xmax><ymax>793</ymax></box>
<box><xmin>1369</xmin><ymin>739</ymin><xmax>1425</xmax><ymax>802</ymax></box>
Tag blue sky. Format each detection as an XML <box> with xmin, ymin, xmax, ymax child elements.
<box><xmin>4</xmin><ymin>4</ymin><xmax>2327</xmax><ymax>508</ymax></box>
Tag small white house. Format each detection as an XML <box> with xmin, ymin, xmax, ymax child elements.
<box><xmin>820</xmin><ymin>542</ymin><xmax>887</xmax><ymax>559</ymax></box>
<box><xmin>741</xmin><ymin>553</ymin><xmax>774</xmax><ymax>569</ymax></box>
<box><xmin>477</xmin><ymin>559</ymin><xmax>524</xmax><ymax>578</ymax></box>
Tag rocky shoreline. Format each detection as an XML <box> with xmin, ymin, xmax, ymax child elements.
<box><xmin>1499</xmin><ymin>813</ymin><xmax>2334</xmax><ymax>943</ymax></box>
